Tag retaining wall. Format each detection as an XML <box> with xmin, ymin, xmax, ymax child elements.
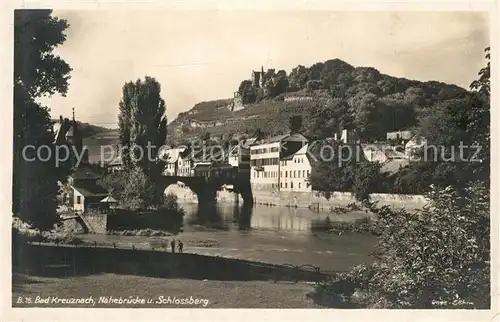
<box><xmin>250</xmin><ymin>184</ymin><xmax>428</xmax><ymax>211</ymax></box>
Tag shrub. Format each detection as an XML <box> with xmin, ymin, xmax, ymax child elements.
<box><xmin>314</xmin><ymin>182</ymin><xmax>490</xmax><ymax>308</ymax></box>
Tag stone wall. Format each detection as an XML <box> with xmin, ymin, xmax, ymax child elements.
<box><xmin>216</xmin><ymin>189</ymin><xmax>243</xmax><ymax>203</ymax></box>
<box><xmin>85</xmin><ymin>214</ymin><xmax>108</xmax><ymax>234</ymax></box>
<box><xmin>250</xmin><ymin>184</ymin><xmax>428</xmax><ymax>211</ymax></box>
<box><xmin>60</xmin><ymin>213</ymin><xmax>108</xmax><ymax>234</ymax></box>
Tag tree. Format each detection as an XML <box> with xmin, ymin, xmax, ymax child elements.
<box><xmin>288</xmin><ymin>65</ymin><xmax>309</xmax><ymax>90</ymax></box>
<box><xmin>200</xmin><ymin>131</ymin><xmax>211</xmax><ymax>142</ymax></box>
<box><xmin>309</xmin><ymin>140</ymin><xmax>383</xmax><ymax>201</ymax></box>
<box><xmin>118</xmin><ymin>77</ymin><xmax>168</xmax><ymax>178</ymax></box>
<box><xmin>120</xmin><ymin>167</ymin><xmax>158</xmax><ymax>211</ymax></box>
<box><xmin>364</xmin><ymin>182</ymin><xmax>489</xmax><ymax>308</ymax></box>
<box><xmin>304</xmin><ymin>98</ymin><xmax>351</xmax><ymax>140</ymax></box>
<box><xmin>238</xmin><ymin>80</ymin><xmax>257</xmax><ymax>104</ymax></box>
<box><xmin>289</xmin><ymin>115</ymin><xmax>303</xmax><ymax>133</ymax></box>
<box><xmin>13</xmin><ymin>10</ymin><xmax>72</xmax><ymax>230</ymax></box>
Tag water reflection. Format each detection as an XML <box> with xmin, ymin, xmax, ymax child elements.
<box><xmin>180</xmin><ymin>202</ymin><xmax>366</xmax><ymax>234</ymax></box>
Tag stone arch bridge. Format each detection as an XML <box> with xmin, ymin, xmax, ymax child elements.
<box><xmin>155</xmin><ymin>171</ymin><xmax>253</xmax><ymax>206</ymax></box>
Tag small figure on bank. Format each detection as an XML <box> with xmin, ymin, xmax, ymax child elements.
<box><xmin>178</xmin><ymin>240</ymin><xmax>184</xmax><ymax>253</ymax></box>
<box><xmin>170</xmin><ymin>239</ymin><xmax>176</xmax><ymax>253</ymax></box>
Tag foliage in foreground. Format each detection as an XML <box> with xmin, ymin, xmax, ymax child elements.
<box><xmin>13</xmin><ymin>10</ymin><xmax>72</xmax><ymax>231</ymax></box>
<box><xmin>313</xmin><ymin>182</ymin><xmax>490</xmax><ymax>309</ymax></box>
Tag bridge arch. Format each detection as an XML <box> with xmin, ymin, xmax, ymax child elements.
<box><xmin>156</xmin><ymin>174</ymin><xmax>253</xmax><ymax>207</ymax></box>
<box><xmin>163</xmin><ymin>181</ymin><xmax>198</xmax><ymax>203</ymax></box>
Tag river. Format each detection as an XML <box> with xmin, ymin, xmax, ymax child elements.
<box><xmin>81</xmin><ymin>202</ymin><xmax>377</xmax><ymax>272</ymax></box>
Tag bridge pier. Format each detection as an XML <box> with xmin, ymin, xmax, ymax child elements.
<box><xmin>157</xmin><ymin>174</ymin><xmax>253</xmax><ymax>207</ymax></box>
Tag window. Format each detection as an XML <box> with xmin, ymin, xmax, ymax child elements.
<box><xmin>302</xmin><ymin>170</ymin><xmax>305</xmax><ymax>177</ymax></box>
<box><xmin>307</xmin><ymin>170</ymin><xmax>310</xmax><ymax>177</ymax></box>
<box><xmin>298</xmin><ymin>171</ymin><xmax>301</xmax><ymax>178</ymax></box>
<box><xmin>299</xmin><ymin>183</ymin><xmax>301</xmax><ymax>189</ymax></box>
<box><xmin>291</xmin><ymin>182</ymin><xmax>294</xmax><ymax>189</ymax></box>
<box><xmin>293</xmin><ymin>170</ymin><xmax>296</xmax><ymax>178</ymax></box>
<box><xmin>280</xmin><ymin>182</ymin><xmax>283</xmax><ymax>188</ymax></box>
<box><xmin>76</xmin><ymin>196</ymin><xmax>81</xmax><ymax>204</ymax></box>
<box><xmin>285</xmin><ymin>171</ymin><xmax>288</xmax><ymax>178</ymax></box>
<box><xmin>285</xmin><ymin>182</ymin><xmax>287</xmax><ymax>188</ymax></box>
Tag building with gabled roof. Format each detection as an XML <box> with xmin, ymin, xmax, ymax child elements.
<box><xmin>250</xmin><ymin>132</ymin><xmax>308</xmax><ymax>192</ymax></box>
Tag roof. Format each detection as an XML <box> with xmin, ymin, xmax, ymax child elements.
<box><xmin>254</xmin><ymin>133</ymin><xmax>308</xmax><ymax>145</ymax></box>
<box><xmin>53</xmin><ymin>119</ymin><xmax>71</xmax><ymax>144</ymax></box>
<box><xmin>193</xmin><ymin>163</ymin><xmax>211</xmax><ymax>171</ymax></box>
<box><xmin>162</xmin><ymin>147</ymin><xmax>186</xmax><ymax>163</ymax></box>
<box><xmin>384</xmin><ymin>149</ymin><xmax>406</xmax><ymax>159</ymax></box>
<box><xmin>191</xmin><ymin>145</ymin><xmax>227</xmax><ymax>162</ymax></box>
<box><xmin>241</xmin><ymin>138</ymin><xmax>257</xmax><ymax>149</ymax></box>
<box><xmin>386</xmin><ymin>130</ymin><xmax>413</xmax><ymax>140</ymax></box>
<box><xmin>65</xmin><ymin>121</ymin><xmax>80</xmax><ymax>138</ymax></box>
<box><xmin>72</xmin><ymin>181</ymin><xmax>109</xmax><ymax>198</ymax></box>
<box><xmin>280</xmin><ymin>144</ymin><xmax>309</xmax><ymax>161</ymax></box>
<box><xmin>108</xmin><ymin>156</ymin><xmax>123</xmax><ymax>166</ymax></box>
<box><xmin>307</xmin><ymin>140</ymin><xmax>367</xmax><ymax>164</ymax></box>
<box><xmin>381</xmin><ymin>159</ymin><xmax>410</xmax><ymax>175</ymax></box>
<box><xmin>295</xmin><ymin>144</ymin><xmax>308</xmax><ymax>155</ymax></box>
<box><xmin>70</xmin><ymin>166</ymin><xmax>101</xmax><ymax>180</ymax></box>
<box><xmin>100</xmin><ymin>196</ymin><xmax>118</xmax><ymax>203</ymax></box>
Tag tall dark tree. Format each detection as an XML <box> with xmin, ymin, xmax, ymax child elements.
<box><xmin>13</xmin><ymin>10</ymin><xmax>72</xmax><ymax>230</ymax></box>
<box><xmin>238</xmin><ymin>80</ymin><xmax>257</xmax><ymax>104</ymax></box>
<box><xmin>289</xmin><ymin>115</ymin><xmax>303</xmax><ymax>134</ymax></box>
<box><xmin>118</xmin><ymin>76</ymin><xmax>168</xmax><ymax>178</ymax></box>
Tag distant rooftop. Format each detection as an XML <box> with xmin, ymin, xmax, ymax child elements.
<box><xmin>72</xmin><ymin>180</ymin><xmax>109</xmax><ymax>198</ymax></box>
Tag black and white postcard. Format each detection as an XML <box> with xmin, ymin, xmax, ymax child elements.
<box><xmin>2</xmin><ymin>1</ymin><xmax>498</xmax><ymax>321</ymax></box>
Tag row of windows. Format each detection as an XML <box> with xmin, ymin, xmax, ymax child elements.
<box><xmin>178</xmin><ymin>167</ymin><xmax>191</xmax><ymax>175</ymax></box>
<box><xmin>250</xmin><ymin>158</ymin><xmax>279</xmax><ymax>166</ymax></box>
<box><xmin>251</xmin><ymin>146</ymin><xmax>280</xmax><ymax>155</ymax></box>
<box><xmin>253</xmin><ymin>171</ymin><xmax>279</xmax><ymax>179</ymax></box>
<box><xmin>282</xmin><ymin>169</ymin><xmax>310</xmax><ymax>178</ymax></box>
<box><xmin>280</xmin><ymin>181</ymin><xmax>310</xmax><ymax>189</ymax></box>
<box><xmin>253</xmin><ymin>170</ymin><xmax>310</xmax><ymax>179</ymax></box>
<box><xmin>280</xmin><ymin>157</ymin><xmax>306</xmax><ymax>166</ymax></box>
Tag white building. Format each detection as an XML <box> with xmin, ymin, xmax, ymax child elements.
<box><xmin>250</xmin><ymin>133</ymin><xmax>308</xmax><ymax>191</ymax></box>
<box><xmin>228</xmin><ymin>138</ymin><xmax>255</xmax><ymax>174</ymax></box>
<box><xmin>162</xmin><ymin>147</ymin><xmax>186</xmax><ymax>176</ymax></box>
<box><xmin>279</xmin><ymin>144</ymin><xmax>312</xmax><ymax>192</ymax></box>
<box><xmin>177</xmin><ymin>153</ymin><xmax>194</xmax><ymax>177</ymax></box>
<box><xmin>405</xmin><ymin>135</ymin><xmax>428</xmax><ymax>160</ymax></box>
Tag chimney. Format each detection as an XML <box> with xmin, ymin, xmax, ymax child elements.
<box><xmin>341</xmin><ymin>129</ymin><xmax>348</xmax><ymax>144</ymax></box>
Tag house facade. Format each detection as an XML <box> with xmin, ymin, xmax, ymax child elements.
<box><xmin>279</xmin><ymin>144</ymin><xmax>312</xmax><ymax>192</ymax></box>
<box><xmin>63</xmin><ymin>166</ymin><xmax>110</xmax><ymax>213</ymax></box>
<box><xmin>162</xmin><ymin>147</ymin><xmax>186</xmax><ymax>176</ymax></box>
<box><xmin>405</xmin><ymin>135</ymin><xmax>428</xmax><ymax>160</ymax></box>
<box><xmin>228</xmin><ymin>138</ymin><xmax>255</xmax><ymax>176</ymax></box>
<box><xmin>250</xmin><ymin>133</ymin><xmax>308</xmax><ymax>191</ymax></box>
<box><xmin>53</xmin><ymin>112</ymin><xmax>88</xmax><ymax>168</ymax></box>
<box><xmin>177</xmin><ymin>155</ymin><xmax>193</xmax><ymax>177</ymax></box>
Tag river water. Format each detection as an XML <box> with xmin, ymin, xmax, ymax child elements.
<box><xmin>81</xmin><ymin>202</ymin><xmax>377</xmax><ymax>272</ymax></box>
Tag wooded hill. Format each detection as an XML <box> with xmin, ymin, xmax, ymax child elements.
<box><xmin>167</xmin><ymin>58</ymin><xmax>467</xmax><ymax>145</ymax></box>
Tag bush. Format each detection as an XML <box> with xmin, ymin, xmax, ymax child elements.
<box><xmin>315</xmin><ymin>182</ymin><xmax>490</xmax><ymax>308</ymax></box>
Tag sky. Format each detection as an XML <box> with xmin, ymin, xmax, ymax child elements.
<box><xmin>39</xmin><ymin>10</ymin><xmax>489</xmax><ymax>128</ymax></box>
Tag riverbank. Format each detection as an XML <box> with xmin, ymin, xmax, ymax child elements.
<box><xmin>249</xmin><ymin>187</ymin><xmax>428</xmax><ymax>211</ymax></box>
<box><xmin>12</xmin><ymin>242</ymin><xmax>327</xmax><ymax>308</ymax></box>
<box><xmin>167</xmin><ymin>184</ymin><xmax>429</xmax><ymax>212</ymax></box>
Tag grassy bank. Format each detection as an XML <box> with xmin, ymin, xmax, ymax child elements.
<box><xmin>13</xmin><ymin>273</ymin><xmax>320</xmax><ymax>308</ymax></box>
<box><xmin>12</xmin><ymin>243</ymin><xmax>332</xmax><ymax>308</ymax></box>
